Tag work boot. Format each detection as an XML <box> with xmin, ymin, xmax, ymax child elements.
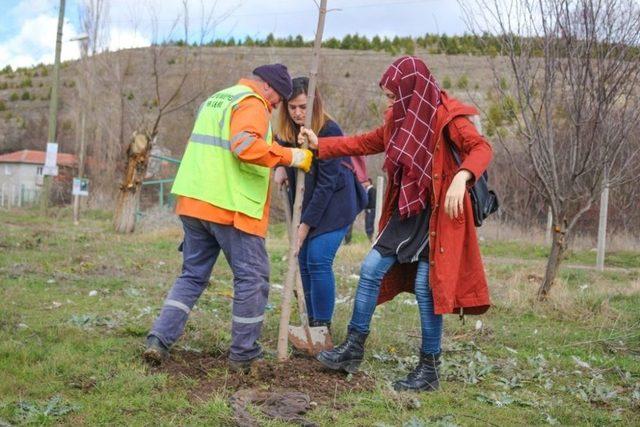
<box><xmin>142</xmin><ymin>335</ymin><xmax>170</xmax><ymax>365</ymax></box>
<box><xmin>393</xmin><ymin>352</ymin><xmax>441</xmax><ymax>392</ymax></box>
<box><xmin>228</xmin><ymin>353</ymin><xmax>264</xmax><ymax>374</ymax></box>
<box><xmin>316</xmin><ymin>328</ymin><xmax>367</xmax><ymax>373</ymax></box>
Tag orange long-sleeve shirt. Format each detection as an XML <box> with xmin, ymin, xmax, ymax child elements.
<box><xmin>175</xmin><ymin>79</ymin><xmax>293</xmax><ymax>237</ymax></box>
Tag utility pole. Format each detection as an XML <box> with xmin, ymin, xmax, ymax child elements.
<box><xmin>41</xmin><ymin>0</ymin><xmax>66</xmax><ymax>211</ymax></box>
<box><xmin>72</xmin><ymin>34</ymin><xmax>89</xmax><ymax>224</ymax></box>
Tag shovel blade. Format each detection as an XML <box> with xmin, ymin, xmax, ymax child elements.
<box><xmin>288</xmin><ymin>325</ymin><xmax>333</xmax><ymax>356</ymax></box>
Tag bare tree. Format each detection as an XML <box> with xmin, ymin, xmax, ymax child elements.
<box><xmin>73</xmin><ymin>0</ymin><xmax>108</xmax><ymax>221</ymax></box>
<box><xmin>462</xmin><ymin>0</ymin><xmax>640</xmax><ymax>299</ymax></box>
<box><xmin>76</xmin><ymin>0</ymin><xmax>133</xmax><ymax>207</ymax></box>
<box><xmin>112</xmin><ymin>1</ymin><xmax>237</xmax><ymax>233</ymax></box>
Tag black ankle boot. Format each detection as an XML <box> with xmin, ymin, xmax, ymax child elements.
<box><xmin>309</xmin><ymin>319</ymin><xmax>331</xmax><ymax>330</ymax></box>
<box><xmin>316</xmin><ymin>328</ymin><xmax>367</xmax><ymax>373</ymax></box>
<box><xmin>393</xmin><ymin>352</ymin><xmax>441</xmax><ymax>392</ymax></box>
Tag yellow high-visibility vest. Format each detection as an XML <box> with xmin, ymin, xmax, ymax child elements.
<box><xmin>171</xmin><ymin>84</ymin><xmax>273</xmax><ymax>219</ymax></box>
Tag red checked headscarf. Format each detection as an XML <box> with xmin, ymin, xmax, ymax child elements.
<box><xmin>380</xmin><ymin>56</ymin><xmax>442</xmax><ymax>218</ymax></box>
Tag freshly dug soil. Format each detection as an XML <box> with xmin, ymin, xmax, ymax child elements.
<box><xmin>155</xmin><ymin>350</ymin><xmax>376</xmax><ymax>404</ymax></box>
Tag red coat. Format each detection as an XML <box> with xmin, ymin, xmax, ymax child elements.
<box><xmin>318</xmin><ymin>92</ymin><xmax>493</xmax><ymax>315</ymax></box>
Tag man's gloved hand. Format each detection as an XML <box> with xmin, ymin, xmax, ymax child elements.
<box><xmin>290</xmin><ymin>148</ymin><xmax>313</xmax><ymax>173</ymax></box>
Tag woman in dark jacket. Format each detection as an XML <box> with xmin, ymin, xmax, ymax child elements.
<box><xmin>275</xmin><ymin>77</ymin><xmax>367</xmax><ymax>329</ymax></box>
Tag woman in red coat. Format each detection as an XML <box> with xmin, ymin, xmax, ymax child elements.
<box><xmin>299</xmin><ymin>56</ymin><xmax>493</xmax><ymax>392</ymax></box>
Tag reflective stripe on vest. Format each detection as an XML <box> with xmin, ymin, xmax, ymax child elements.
<box><xmin>171</xmin><ymin>84</ymin><xmax>273</xmax><ymax>219</ymax></box>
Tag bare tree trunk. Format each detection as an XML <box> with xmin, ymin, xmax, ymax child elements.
<box><xmin>538</xmin><ymin>224</ymin><xmax>567</xmax><ymax>300</ymax></box>
<box><xmin>113</xmin><ymin>132</ymin><xmax>151</xmax><ymax>233</ymax></box>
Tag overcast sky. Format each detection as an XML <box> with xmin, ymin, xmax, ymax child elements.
<box><xmin>0</xmin><ymin>0</ymin><xmax>469</xmax><ymax>68</ymax></box>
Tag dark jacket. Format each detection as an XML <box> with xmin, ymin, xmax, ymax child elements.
<box><xmin>278</xmin><ymin>120</ymin><xmax>367</xmax><ymax>239</ymax></box>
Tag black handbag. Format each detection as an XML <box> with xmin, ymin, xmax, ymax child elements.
<box><xmin>445</xmin><ymin>132</ymin><xmax>499</xmax><ymax>227</ymax></box>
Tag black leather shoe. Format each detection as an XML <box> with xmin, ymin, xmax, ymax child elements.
<box><xmin>393</xmin><ymin>352</ymin><xmax>441</xmax><ymax>392</ymax></box>
<box><xmin>316</xmin><ymin>328</ymin><xmax>367</xmax><ymax>373</ymax></box>
<box><xmin>309</xmin><ymin>319</ymin><xmax>331</xmax><ymax>330</ymax></box>
<box><xmin>143</xmin><ymin>335</ymin><xmax>170</xmax><ymax>365</ymax></box>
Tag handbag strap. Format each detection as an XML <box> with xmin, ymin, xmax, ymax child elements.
<box><xmin>443</xmin><ymin>125</ymin><xmax>462</xmax><ymax>166</ymax></box>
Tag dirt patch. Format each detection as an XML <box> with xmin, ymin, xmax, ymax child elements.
<box><xmin>155</xmin><ymin>350</ymin><xmax>376</xmax><ymax>405</ymax></box>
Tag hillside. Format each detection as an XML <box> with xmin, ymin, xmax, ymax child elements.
<box><xmin>0</xmin><ymin>46</ymin><xmax>500</xmax><ymax>159</ymax></box>
<box><xmin>0</xmin><ymin>46</ymin><xmax>638</xmax><ymax>240</ymax></box>
<box><xmin>0</xmin><ymin>46</ymin><xmax>507</xmax><ymax>202</ymax></box>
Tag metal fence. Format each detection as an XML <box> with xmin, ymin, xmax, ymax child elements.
<box><xmin>0</xmin><ymin>184</ymin><xmax>41</xmax><ymax>209</ymax></box>
<box><xmin>136</xmin><ymin>154</ymin><xmax>180</xmax><ymax>218</ymax></box>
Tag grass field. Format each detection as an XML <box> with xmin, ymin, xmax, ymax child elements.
<box><xmin>1</xmin><ymin>208</ymin><xmax>639</xmax><ymax>426</ymax></box>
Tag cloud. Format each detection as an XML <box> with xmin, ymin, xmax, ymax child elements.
<box><xmin>0</xmin><ymin>2</ymin><xmax>150</xmax><ymax>68</ymax></box>
<box><xmin>107</xmin><ymin>27</ymin><xmax>150</xmax><ymax>52</ymax></box>
<box><xmin>0</xmin><ymin>13</ymin><xmax>80</xmax><ymax>68</ymax></box>
<box><xmin>0</xmin><ymin>0</ymin><xmax>468</xmax><ymax>68</ymax></box>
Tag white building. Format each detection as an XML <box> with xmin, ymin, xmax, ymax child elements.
<box><xmin>0</xmin><ymin>149</ymin><xmax>77</xmax><ymax>207</ymax></box>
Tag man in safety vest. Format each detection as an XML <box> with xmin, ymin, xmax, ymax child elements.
<box><xmin>143</xmin><ymin>64</ymin><xmax>312</xmax><ymax>372</ymax></box>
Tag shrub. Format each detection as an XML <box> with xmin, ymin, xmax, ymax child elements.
<box><xmin>9</xmin><ymin>92</ymin><xmax>19</xmax><ymax>101</ymax></box>
<box><xmin>403</xmin><ymin>41</ymin><xmax>415</xmax><ymax>55</ymax></box>
<box><xmin>501</xmin><ymin>95</ymin><xmax>518</xmax><ymax>121</ymax></box>
<box><xmin>499</xmin><ymin>76</ymin><xmax>509</xmax><ymax>90</ymax></box>
<box><xmin>484</xmin><ymin>118</ymin><xmax>496</xmax><ymax>137</ymax></box>
<box><xmin>21</xmin><ymin>91</ymin><xmax>31</xmax><ymax>100</ymax></box>
<box><xmin>488</xmin><ymin>101</ymin><xmax>506</xmax><ymax>126</ymax></box>
<box><xmin>442</xmin><ymin>76</ymin><xmax>452</xmax><ymax>89</ymax></box>
<box><xmin>456</xmin><ymin>75</ymin><xmax>469</xmax><ymax>90</ymax></box>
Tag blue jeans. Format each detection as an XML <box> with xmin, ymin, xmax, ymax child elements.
<box><xmin>298</xmin><ymin>225</ymin><xmax>349</xmax><ymax>322</ymax></box>
<box><xmin>349</xmin><ymin>249</ymin><xmax>443</xmax><ymax>354</ymax></box>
